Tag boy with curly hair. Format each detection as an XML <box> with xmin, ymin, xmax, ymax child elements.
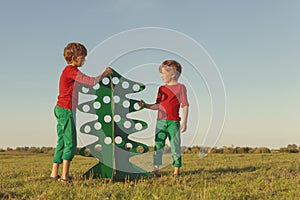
<box><xmin>50</xmin><ymin>42</ymin><xmax>112</xmax><ymax>182</ymax></box>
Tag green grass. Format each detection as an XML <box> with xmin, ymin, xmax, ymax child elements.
<box><xmin>1</xmin><ymin>152</ymin><xmax>300</xmax><ymax>199</ymax></box>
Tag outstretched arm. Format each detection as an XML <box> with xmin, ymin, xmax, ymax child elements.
<box><xmin>145</xmin><ymin>103</ymin><xmax>159</xmax><ymax>110</ymax></box>
<box><xmin>139</xmin><ymin>100</ymin><xmax>159</xmax><ymax>110</ymax></box>
<box><xmin>180</xmin><ymin>106</ymin><xmax>189</xmax><ymax>133</ymax></box>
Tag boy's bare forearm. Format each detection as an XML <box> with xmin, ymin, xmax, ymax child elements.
<box><xmin>94</xmin><ymin>74</ymin><xmax>103</xmax><ymax>85</ymax></box>
<box><xmin>145</xmin><ymin>103</ymin><xmax>159</xmax><ymax>110</ymax></box>
<box><xmin>139</xmin><ymin>100</ymin><xmax>159</xmax><ymax>110</ymax></box>
<box><xmin>181</xmin><ymin>106</ymin><xmax>189</xmax><ymax>125</ymax></box>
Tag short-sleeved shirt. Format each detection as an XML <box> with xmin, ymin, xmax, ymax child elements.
<box><xmin>56</xmin><ymin>65</ymin><xmax>95</xmax><ymax>110</ymax></box>
<box><xmin>156</xmin><ymin>83</ymin><xmax>189</xmax><ymax>121</ymax></box>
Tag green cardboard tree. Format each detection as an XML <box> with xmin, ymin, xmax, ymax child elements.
<box><xmin>77</xmin><ymin>68</ymin><xmax>151</xmax><ymax>180</ymax></box>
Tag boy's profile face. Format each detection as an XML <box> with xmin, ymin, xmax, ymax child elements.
<box><xmin>77</xmin><ymin>56</ymin><xmax>86</xmax><ymax>67</ymax></box>
<box><xmin>160</xmin><ymin>67</ymin><xmax>175</xmax><ymax>84</ymax></box>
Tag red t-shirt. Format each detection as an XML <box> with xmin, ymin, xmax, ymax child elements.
<box><xmin>56</xmin><ymin>65</ymin><xmax>95</xmax><ymax>110</ymax></box>
<box><xmin>156</xmin><ymin>83</ymin><xmax>189</xmax><ymax>121</ymax></box>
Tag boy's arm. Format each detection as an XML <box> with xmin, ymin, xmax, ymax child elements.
<box><xmin>139</xmin><ymin>100</ymin><xmax>159</xmax><ymax>110</ymax></box>
<box><xmin>139</xmin><ymin>87</ymin><xmax>161</xmax><ymax>110</ymax></box>
<box><xmin>145</xmin><ymin>103</ymin><xmax>159</xmax><ymax>110</ymax></box>
<box><xmin>180</xmin><ymin>106</ymin><xmax>189</xmax><ymax>133</ymax></box>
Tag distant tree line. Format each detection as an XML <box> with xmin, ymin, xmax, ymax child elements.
<box><xmin>205</xmin><ymin>144</ymin><xmax>300</xmax><ymax>154</ymax></box>
<box><xmin>181</xmin><ymin>144</ymin><xmax>299</xmax><ymax>154</ymax></box>
<box><xmin>0</xmin><ymin>144</ymin><xmax>299</xmax><ymax>154</ymax></box>
<box><xmin>279</xmin><ymin>144</ymin><xmax>299</xmax><ymax>153</ymax></box>
<box><xmin>0</xmin><ymin>146</ymin><xmax>56</xmax><ymax>153</ymax></box>
<box><xmin>208</xmin><ymin>146</ymin><xmax>271</xmax><ymax>154</ymax></box>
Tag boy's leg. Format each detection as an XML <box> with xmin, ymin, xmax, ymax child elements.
<box><xmin>52</xmin><ymin>106</ymin><xmax>65</xmax><ymax>164</ymax></box>
<box><xmin>167</xmin><ymin>120</ymin><xmax>182</xmax><ymax>169</ymax></box>
<box><xmin>50</xmin><ymin>163</ymin><xmax>60</xmax><ymax>178</ymax></box>
<box><xmin>61</xmin><ymin>110</ymin><xmax>77</xmax><ymax>161</ymax></box>
<box><xmin>174</xmin><ymin>167</ymin><xmax>180</xmax><ymax>175</ymax></box>
<box><xmin>153</xmin><ymin>121</ymin><xmax>167</xmax><ymax>168</ymax></box>
<box><xmin>51</xmin><ymin>106</ymin><xmax>76</xmax><ymax>180</ymax></box>
<box><xmin>60</xmin><ymin>109</ymin><xmax>77</xmax><ymax>180</ymax></box>
<box><xmin>61</xmin><ymin>160</ymin><xmax>71</xmax><ymax>180</ymax></box>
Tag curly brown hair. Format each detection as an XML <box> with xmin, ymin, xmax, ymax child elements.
<box><xmin>159</xmin><ymin>60</ymin><xmax>182</xmax><ymax>80</ymax></box>
<box><xmin>63</xmin><ymin>42</ymin><xmax>87</xmax><ymax>64</ymax></box>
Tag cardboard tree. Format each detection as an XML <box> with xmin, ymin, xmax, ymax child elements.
<box><xmin>77</xmin><ymin>68</ymin><xmax>151</xmax><ymax>180</ymax></box>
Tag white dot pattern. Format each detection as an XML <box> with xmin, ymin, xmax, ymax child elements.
<box><xmin>124</xmin><ymin>121</ymin><xmax>131</xmax><ymax>129</ymax></box>
<box><xmin>134</xmin><ymin>103</ymin><xmax>140</xmax><ymax>110</ymax></box>
<box><xmin>82</xmin><ymin>87</ymin><xmax>89</xmax><ymax>93</ymax></box>
<box><xmin>94</xmin><ymin>144</ymin><xmax>102</xmax><ymax>151</ymax></box>
<box><xmin>83</xmin><ymin>105</ymin><xmax>90</xmax><ymax>112</ymax></box>
<box><xmin>103</xmin><ymin>96</ymin><xmax>111</xmax><ymax>104</ymax></box>
<box><xmin>133</xmin><ymin>84</ymin><xmax>140</xmax><ymax>91</ymax></box>
<box><xmin>114</xmin><ymin>96</ymin><xmax>120</xmax><ymax>103</ymax></box>
<box><xmin>84</xmin><ymin>125</ymin><xmax>91</xmax><ymax>133</ymax></box>
<box><xmin>102</xmin><ymin>77</ymin><xmax>110</xmax><ymax>85</ymax></box>
<box><xmin>104</xmin><ymin>137</ymin><xmax>112</xmax><ymax>144</ymax></box>
<box><xmin>94</xmin><ymin>122</ymin><xmax>102</xmax><ymax>130</ymax></box>
<box><xmin>135</xmin><ymin>123</ymin><xmax>143</xmax><ymax>130</ymax></box>
<box><xmin>114</xmin><ymin>115</ymin><xmax>121</xmax><ymax>122</ymax></box>
<box><xmin>93</xmin><ymin>102</ymin><xmax>101</xmax><ymax>109</ymax></box>
<box><xmin>125</xmin><ymin>143</ymin><xmax>133</xmax><ymax>149</ymax></box>
<box><xmin>104</xmin><ymin>115</ymin><xmax>112</xmax><ymax>123</ymax></box>
<box><xmin>122</xmin><ymin>100</ymin><xmax>130</xmax><ymax>108</ymax></box>
<box><xmin>122</xmin><ymin>81</ymin><xmax>129</xmax><ymax>89</ymax></box>
<box><xmin>93</xmin><ymin>84</ymin><xmax>100</xmax><ymax>90</ymax></box>
<box><xmin>115</xmin><ymin>136</ymin><xmax>122</xmax><ymax>144</ymax></box>
<box><xmin>112</xmin><ymin>77</ymin><xmax>119</xmax><ymax>85</ymax></box>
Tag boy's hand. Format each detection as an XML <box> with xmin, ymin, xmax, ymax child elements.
<box><xmin>103</xmin><ymin>67</ymin><xmax>113</xmax><ymax>77</ymax></box>
<box><xmin>138</xmin><ymin>100</ymin><xmax>146</xmax><ymax>109</ymax></box>
<box><xmin>180</xmin><ymin>123</ymin><xmax>187</xmax><ymax>133</ymax></box>
<box><xmin>94</xmin><ymin>67</ymin><xmax>113</xmax><ymax>85</ymax></box>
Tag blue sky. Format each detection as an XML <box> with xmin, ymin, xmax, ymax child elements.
<box><xmin>0</xmin><ymin>1</ymin><xmax>299</xmax><ymax>149</ymax></box>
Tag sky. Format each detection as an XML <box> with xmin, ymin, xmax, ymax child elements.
<box><xmin>0</xmin><ymin>0</ymin><xmax>299</xmax><ymax>149</ymax></box>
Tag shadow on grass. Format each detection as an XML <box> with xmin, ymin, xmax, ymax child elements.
<box><xmin>180</xmin><ymin>168</ymin><xmax>205</xmax><ymax>176</ymax></box>
<box><xmin>0</xmin><ymin>191</ymin><xmax>21</xmax><ymax>200</ymax></box>
<box><xmin>206</xmin><ymin>166</ymin><xmax>259</xmax><ymax>174</ymax></box>
<box><xmin>175</xmin><ymin>166</ymin><xmax>259</xmax><ymax>177</ymax></box>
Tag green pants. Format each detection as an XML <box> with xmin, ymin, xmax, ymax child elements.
<box><xmin>52</xmin><ymin>106</ymin><xmax>77</xmax><ymax>163</ymax></box>
<box><xmin>153</xmin><ymin>120</ymin><xmax>182</xmax><ymax>168</ymax></box>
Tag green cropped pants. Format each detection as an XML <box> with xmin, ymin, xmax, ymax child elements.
<box><xmin>153</xmin><ymin>120</ymin><xmax>182</xmax><ymax>168</ymax></box>
<box><xmin>52</xmin><ymin>106</ymin><xmax>77</xmax><ymax>163</ymax></box>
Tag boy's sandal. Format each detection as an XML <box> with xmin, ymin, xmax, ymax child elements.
<box><xmin>49</xmin><ymin>175</ymin><xmax>61</xmax><ymax>181</ymax></box>
<box><xmin>152</xmin><ymin>170</ymin><xmax>162</xmax><ymax>177</ymax></box>
<box><xmin>173</xmin><ymin>173</ymin><xmax>181</xmax><ymax>178</ymax></box>
<box><xmin>58</xmin><ymin>176</ymin><xmax>73</xmax><ymax>183</ymax></box>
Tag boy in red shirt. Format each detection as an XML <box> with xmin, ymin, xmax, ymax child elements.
<box><xmin>50</xmin><ymin>42</ymin><xmax>112</xmax><ymax>182</ymax></box>
<box><xmin>140</xmin><ymin>60</ymin><xmax>189</xmax><ymax>177</ymax></box>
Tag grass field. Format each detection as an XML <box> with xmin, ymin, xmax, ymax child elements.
<box><xmin>1</xmin><ymin>151</ymin><xmax>300</xmax><ymax>199</ymax></box>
